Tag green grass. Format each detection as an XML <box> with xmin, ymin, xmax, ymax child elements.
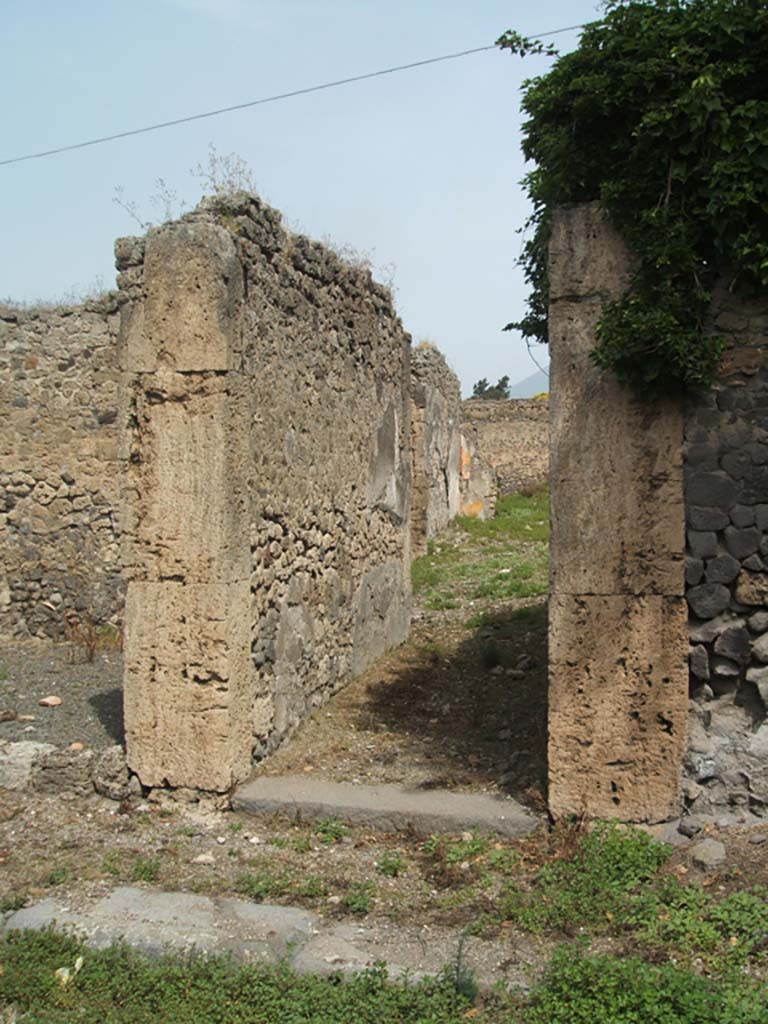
<box><xmin>498</xmin><ymin>822</ymin><xmax>768</xmax><ymax>977</ymax></box>
<box><xmin>314</xmin><ymin>818</ymin><xmax>349</xmax><ymax>844</ymax></box>
<box><xmin>456</xmin><ymin>488</ymin><xmax>549</xmax><ymax>543</ymax></box>
<box><xmin>411</xmin><ymin>489</ymin><xmax>549</xmax><ymax>613</ymax></box>
<box><xmin>525</xmin><ymin>946</ymin><xmax>766</xmax><ymax>1024</ymax></box>
<box><xmin>130</xmin><ymin>857</ymin><xmax>161</xmax><ymax>884</ymax></box>
<box><xmin>2</xmin><ymin>928</ymin><xmax>764</xmax><ymax>1023</ymax></box>
<box><xmin>235</xmin><ymin>866</ymin><xmax>327</xmax><ymax>903</ymax></box>
<box><xmin>501</xmin><ymin>822</ymin><xmax>670</xmax><ymax>933</ymax></box>
<box><xmin>377</xmin><ymin>851</ymin><xmax>406</xmax><ymax>878</ymax></box>
<box><xmin>342</xmin><ymin>881</ymin><xmax>375</xmax><ymax>916</ymax></box>
<box><xmin>0</xmin><ymin>930</ymin><xmax>477</xmax><ymax>1023</ymax></box>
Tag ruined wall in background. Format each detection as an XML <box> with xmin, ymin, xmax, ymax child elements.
<box><xmin>683</xmin><ymin>285</ymin><xmax>768</xmax><ymax>819</ymax></box>
<box><xmin>548</xmin><ymin>203</ymin><xmax>688</xmax><ymax>823</ymax></box>
<box><xmin>410</xmin><ymin>345</ymin><xmax>461</xmax><ymax>555</ymax></box>
<box><xmin>458</xmin><ymin>434</ymin><xmax>497</xmax><ymax>521</ymax></box>
<box><xmin>0</xmin><ymin>302</ymin><xmax>122</xmax><ymax>639</ymax></box>
<box><xmin>120</xmin><ymin>195</ymin><xmax>412</xmax><ymax>791</ymax></box>
<box><xmin>461</xmin><ymin>397</ymin><xmax>549</xmax><ymax>496</ymax></box>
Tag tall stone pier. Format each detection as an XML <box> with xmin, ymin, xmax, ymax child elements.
<box><xmin>547</xmin><ymin>203</ymin><xmax>688</xmax><ymax>822</ymax></box>
<box><xmin>119</xmin><ymin>220</ymin><xmax>253</xmax><ymax>792</ymax></box>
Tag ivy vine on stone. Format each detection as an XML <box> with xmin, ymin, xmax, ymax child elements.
<box><xmin>499</xmin><ymin>0</ymin><xmax>768</xmax><ymax>398</ymax></box>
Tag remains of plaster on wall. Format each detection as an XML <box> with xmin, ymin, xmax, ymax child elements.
<box><xmin>409</xmin><ymin>345</ymin><xmax>463</xmax><ymax>554</ymax></box>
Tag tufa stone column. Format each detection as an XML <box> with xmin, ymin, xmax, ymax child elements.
<box><xmin>118</xmin><ymin>218</ymin><xmax>253</xmax><ymax>792</ymax></box>
<box><xmin>548</xmin><ymin>203</ymin><xmax>688</xmax><ymax>822</ymax></box>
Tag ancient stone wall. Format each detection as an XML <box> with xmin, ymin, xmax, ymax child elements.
<box><xmin>683</xmin><ymin>284</ymin><xmax>768</xmax><ymax>818</ymax></box>
<box><xmin>119</xmin><ymin>195</ymin><xmax>412</xmax><ymax>792</ymax></box>
<box><xmin>458</xmin><ymin>435</ymin><xmax>497</xmax><ymax>521</ymax></box>
<box><xmin>461</xmin><ymin>397</ymin><xmax>549</xmax><ymax>495</ymax></box>
<box><xmin>0</xmin><ymin>301</ymin><xmax>122</xmax><ymax>639</ymax></box>
<box><xmin>548</xmin><ymin>203</ymin><xmax>688</xmax><ymax>823</ymax></box>
<box><xmin>410</xmin><ymin>344</ymin><xmax>461</xmax><ymax>555</ymax></box>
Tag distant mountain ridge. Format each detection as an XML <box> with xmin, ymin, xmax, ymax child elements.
<box><xmin>507</xmin><ymin>368</ymin><xmax>549</xmax><ymax>398</ymax></box>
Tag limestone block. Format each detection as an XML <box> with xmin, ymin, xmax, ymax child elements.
<box><xmin>549</xmin><ymin>594</ymin><xmax>688</xmax><ymax>822</ymax></box>
<box><xmin>548</xmin><ymin>202</ymin><xmax>634</xmax><ymax>304</ymax></box>
<box><xmin>117</xmin><ymin>299</ymin><xmax>148</xmax><ymax>373</ymax></box>
<box><xmin>123</xmin><ymin>580</ymin><xmax>253</xmax><ymax>791</ymax></box>
<box><xmin>549</xmin><ymin>305</ymin><xmax>684</xmax><ymax>596</ymax></box>
<box><xmin>122</xmin><ymin>370</ymin><xmax>249</xmax><ymax>583</ymax></box>
<box><xmin>133</xmin><ymin>220</ymin><xmax>243</xmax><ymax>372</ymax></box>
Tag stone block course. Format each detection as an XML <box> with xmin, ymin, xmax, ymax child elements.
<box><xmin>547</xmin><ymin>203</ymin><xmax>688</xmax><ymax>823</ymax></box>
<box><xmin>461</xmin><ymin>398</ymin><xmax>548</xmax><ymax>497</ymax></box>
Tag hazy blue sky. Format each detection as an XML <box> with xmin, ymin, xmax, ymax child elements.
<box><xmin>2</xmin><ymin>1</ymin><xmax>603</xmax><ymax>394</ymax></box>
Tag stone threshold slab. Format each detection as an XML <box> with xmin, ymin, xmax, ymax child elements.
<box><xmin>233</xmin><ymin>775</ymin><xmax>541</xmax><ymax>837</ymax></box>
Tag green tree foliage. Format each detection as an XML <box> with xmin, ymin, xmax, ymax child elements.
<box><xmin>471</xmin><ymin>375</ymin><xmax>511</xmax><ymax>399</ymax></box>
<box><xmin>499</xmin><ymin>0</ymin><xmax>768</xmax><ymax>397</ymax></box>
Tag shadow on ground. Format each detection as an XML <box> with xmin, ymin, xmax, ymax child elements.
<box><xmin>264</xmin><ymin>600</ymin><xmax>548</xmax><ymax>811</ymax></box>
<box><xmin>88</xmin><ymin>687</ymin><xmax>125</xmax><ymax>745</ymax></box>
<box><xmin>359</xmin><ymin>603</ymin><xmax>548</xmax><ymax>807</ymax></box>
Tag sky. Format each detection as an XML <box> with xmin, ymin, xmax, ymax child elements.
<box><xmin>1</xmin><ymin>0</ymin><xmax>604</xmax><ymax>396</ymax></box>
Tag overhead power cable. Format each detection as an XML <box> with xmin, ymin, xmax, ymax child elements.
<box><xmin>0</xmin><ymin>24</ymin><xmax>584</xmax><ymax>168</ymax></box>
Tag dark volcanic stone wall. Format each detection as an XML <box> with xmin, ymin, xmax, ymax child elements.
<box><xmin>684</xmin><ymin>282</ymin><xmax>768</xmax><ymax>818</ymax></box>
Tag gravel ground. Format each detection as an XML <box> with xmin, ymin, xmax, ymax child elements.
<box><xmin>0</xmin><ymin>641</ymin><xmax>123</xmax><ymax>751</ymax></box>
<box><xmin>0</xmin><ymin>595</ymin><xmax>547</xmax><ymax>808</ymax></box>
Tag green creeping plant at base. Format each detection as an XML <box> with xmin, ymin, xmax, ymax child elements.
<box><xmin>498</xmin><ymin>0</ymin><xmax>768</xmax><ymax>399</ymax></box>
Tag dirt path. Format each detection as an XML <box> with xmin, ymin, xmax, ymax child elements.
<box><xmin>262</xmin><ymin>601</ymin><xmax>547</xmax><ymax>809</ymax></box>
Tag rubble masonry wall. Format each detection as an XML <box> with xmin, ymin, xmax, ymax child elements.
<box><xmin>683</xmin><ymin>283</ymin><xmax>768</xmax><ymax>817</ymax></box>
<box><xmin>461</xmin><ymin>398</ymin><xmax>549</xmax><ymax>496</ymax></box>
<box><xmin>409</xmin><ymin>344</ymin><xmax>462</xmax><ymax>556</ymax></box>
<box><xmin>0</xmin><ymin>301</ymin><xmax>122</xmax><ymax>639</ymax></box>
<box><xmin>119</xmin><ymin>195</ymin><xmax>413</xmax><ymax>792</ymax></box>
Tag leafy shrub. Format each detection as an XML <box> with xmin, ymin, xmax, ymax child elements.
<box><xmin>500</xmin><ymin>1</ymin><xmax>768</xmax><ymax>397</ymax></box>
<box><xmin>526</xmin><ymin>946</ymin><xmax>766</xmax><ymax>1024</ymax></box>
<box><xmin>0</xmin><ymin>929</ymin><xmax>477</xmax><ymax>1023</ymax></box>
<box><xmin>501</xmin><ymin>821</ymin><xmax>669</xmax><ymax>931</ymax></box>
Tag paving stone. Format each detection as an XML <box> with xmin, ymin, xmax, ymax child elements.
<box><xmin>0</xmin><ymin>741</ymin><xmax>56</xmax><ymax>790</ymax></box>
<box><xmin>4</xmin><ymin>888</ymin><xmax>319</xmax><ymax>963</ymax></box>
